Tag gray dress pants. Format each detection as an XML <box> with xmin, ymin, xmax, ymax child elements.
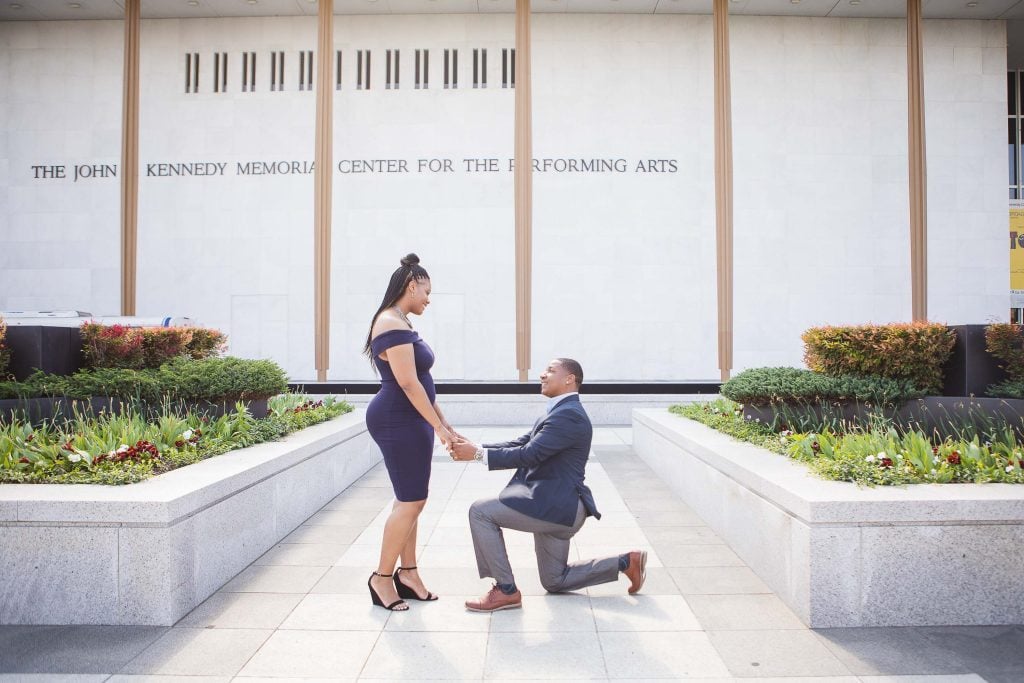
<box><xmin>468</xmin><ymin>497</ymin><xmax>620</xmax><ymax>593</ymax></box>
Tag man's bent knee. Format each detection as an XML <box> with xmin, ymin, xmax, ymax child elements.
<box><xmin>468</xmin><ymin>498</ymin><xmax>497</xmax><ymax>523</ymax></box>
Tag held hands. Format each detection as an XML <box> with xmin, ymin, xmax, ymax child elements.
<box><xmin>449</xmin><ymin>438</ymin><xmax>480</xmax><ymax>462</ymax></box>
<box><xmin>434</xmin><ymin>424</ymin><xmax>457</xmax><ymax>449</ymax></box>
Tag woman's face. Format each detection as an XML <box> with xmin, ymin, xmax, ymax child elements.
<box><xmin>406</xmin><ymin>277</ymin><xmax>431</xmax><ymax>315</ymax></box>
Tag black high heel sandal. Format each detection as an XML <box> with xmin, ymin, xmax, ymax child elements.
<box><xmin>368</xmin><ymin>572</ymin><xmax>409</xmax><ymax>611</ymax></box>
<box><xmin>394</xmin><ymin>565</ymin><xmax>439</xmax><ymax>601</ymax></box>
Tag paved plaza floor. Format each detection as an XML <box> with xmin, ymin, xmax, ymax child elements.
<box><xmin>1</xmin><ymin>426</ymin><xmax>1022</xmax><ymax>682</ymax></box>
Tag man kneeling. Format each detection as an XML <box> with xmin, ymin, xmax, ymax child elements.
<box><xmin>449</xmin><ymin>357</ymin><xmax>646</xmax><ymax>612</ymax></box>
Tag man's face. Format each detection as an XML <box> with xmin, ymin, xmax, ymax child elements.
<box><xmin>539</xmin><ymin>360</ymin><xmax>575</xmax><ymax>398</ymax></box>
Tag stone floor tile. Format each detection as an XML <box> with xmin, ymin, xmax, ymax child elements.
<box><xmin>220</xmin><ymin>565</ymin><xmax>329</xmax><ymax>593</ymax></box>
<box><xmin>360</xmin><ymin>631</ymin><xmax>488</xmax><ymax>679</ymax></box>
<box><xmin>384</xmin><ymin>595</ymin><xmax>491</xmax><ymax>632</ymax></box>
<box><xmin>119</xmin><ymin>628</ymin><xmax>272</xmax><ymax>676</ymax></box>
<box><xmin>281</xmin><ymin>524</ymin><xmax>365</xmax><ymax>545</ymax></box>
<box><xmin>305</xmin><ymin>509</ymin><xmax>382</xmax><ymax>527</ymax></box>
<box><xmin>857</xmin><ymin>675</ymin><xmax>989</xmax><ymax>683</ymax></box>
<box><xmin>708</xmin><ymin>630</ymin><xmax>853</xmax><ymax>678</ymax></box>
<box><xmin>334</xmin><ymin>544</ymin><xmax>422</xmax><ymax>567</ymax></box>
<box><xmin>236</xmin><ymin>630</ymin><xmax>378</xmax><ymax>678</ymax></box>
<box><xmin>591</xmin><ymin>594</ymin><xmax>702</xmax><ymax>632</ymax></box>
<box><xmin>381</xmin><ymin>566</ymin><xmax>493</xmax><ymax>598</ymax></box>
<box><xmin>107</xmin><ymin>676</ymin><xmax>233</xmax><ymax>682</ymax></box>
<box><xmin>814</xmin><ymin>628</ymin><xmax>973</xmax><ymax>676</ymax></box>
<box><xmin>668</xmin><ymin>566</ymin><xmax>772</xmax><ymax>595</ymax></box>
<box><xmin>625</xmin><ymin>497</ymin><xmax>699</xmax><ymax>514</ymax></box>
<box><xmin>175</xmin><ymin>592</ymin><xmax>302</xmax><ymax>629</ymax></box>
<box><xmin>642</xmin><ymin>526</ymin><xmax>725</xmax><ymax>546</ymax></box>
<box><xmin>630</xmin><ymin>509</ymin><xmax>708</xmax><ymax>527</ymax></box>
<box><xmin>0</xmin><ymin>676</ymin><xmax>111</xmax><ymax>682</ymax></box>
<box><xmin>686</xmin><ymin>594</ymin><xmax>806</xmax><ymax>631</ymax></box>
<box><xmin>484</xmin><ymin>631</ymin><xmax>608</xmax><ymax>679</ymax></box>
<box><xmin>600</xmin><ymin>630</ymin><xmax>731</xmax><ymax>679</ymax></box>
<box><xmin>310</xmin><ymin>565</ymin><xmax>379</xmax><ymax>594</ymax></box>
<box><xmin>574</xmin><ymin>544</ymin><xmax>662</xmax><ymax>568</ymax></box>
<box><xmin>278</xmin><ymin>594</ymin><xmax>390</xmax><ymax>631</ymax></box>
<box><xmin>655</xmin><ymin>544</ymin><xmax>745</xmax><ymax>568</ymax></box>
<box><xmin>232</xmin><ymin>678</ymin><xmax>355</xmax><ymax>682</ymax></box>
<box><xmin>253</xmin><ymin>542</ymin><xmax>350</xmax><ymax>566</ymax></box>
<box><xmin>586</xmin><ymin>567</ymin><xmax>680</xmax><ymax>597</ymax></box>
<box><xmin>0</xmin><ymin>625</ymin><xmax>167</xmax><ymax>674</ymax></box>
<box><xmin>489</xmin><ymin>594</ymin><xmax>595</xmax><ymax>632</ymax></box>
<box><xmin>912</xmin><ymin>626</ymin><xmax>1024</xmax><ymax>675</ymax></box>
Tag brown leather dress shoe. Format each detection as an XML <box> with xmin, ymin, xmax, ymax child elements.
<box><xmin>465</xmin><ymin>584</ymin><xmax>523</xmax><ymax>612</ymax></box>
<box><xmin>623</xmin><ymin>550</ymin><xmax>647</xmax><ymax>594</ymax></box>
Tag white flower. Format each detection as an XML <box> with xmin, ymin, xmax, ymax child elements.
<box><xmin>930</xmin><ymin>469</ymin><xmax>937</xmax><ymax>475</ymax></box>
<box><xmin>896</xmin><ymin>453</ymin><xmax>903</xmax><ymax>460</ymax></box>
<box><xmin>67</xmin><ymin>453</ymin><xmax>81</xmax><ymax>463</ymax></box>
<box><xmin>117</xmin><ymin>444</ymin><xmax>129</xmax><ymax>453</ymax></box>
<box><xmin>183</xmin><ymin>429</ymin><xmax>194</xmax><ymax>440</ymax></box>
<box><xmin>865</xmin><ymin>455</ymin><xmax>876</xmax><ymax>463</ymax></box>
<box><xmin>1007</xmin><ymin>465</ymin><xmax>1015</xmax><ymax>473</ymax></box>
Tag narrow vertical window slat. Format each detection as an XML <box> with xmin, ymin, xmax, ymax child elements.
<box><xmin>511</xmin><ymin>48</ymin><xmax>515</xmax><ymax>88</ymax></box>
<box><xmin>336</xmin><ymin>50</ymin><xmax>342</xmax><ymax>90</ymax></box>
<box><xmin>185</xmin><ymin>53</ymin><xmax>191</xmax><ymax>93</ymax></box>
<box><xmin>481</xmin><ymin>48</ymin><xmax>487</xmax><ymax>88</ymax></box>
<box><xmin>453</xmin><ymin>49</ymin><xmax>457</xmax><ymax>89</ymax></box>
<box><xmin>424</xmin><ymin>50</ymin><xmax>429</xmax><ymax>89</ymax></box>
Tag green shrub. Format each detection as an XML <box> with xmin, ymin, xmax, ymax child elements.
<box><xmin>720</xmin><ymin>367</ymin><xmax>923</xmax><ymax>407</ymax></box>
<box><xmin>802</xmin><ymin>322</ymin><xmax>955</xmax><ymax>395</ymax></box>
<box><xmin>985</xmin><ymin>323</ymin><xmax>1024</xmax><ymax>383</ymax></box>
<box><xmin>185</xmin><ymin>327</ymin><xmax>227</xmax><ymax>359</ymax></box>
<box><xmin>156</xmin><ymin>357</ymin><xmax>288</xmax><ymax>402</ymax></box>
<box><xmin>81</xmin><ymin>323</ymin><xmax>146</xmax><ymax>369</ymax></box>
<box><xmin>81</xmin><ymin>323</ymin><xmax>228</xmax><ymax>369</ymax></box>
<box><xmin>987</xmin><ymin>380</ymin><xmax>1024</xmax><ymax>399</ymax></box>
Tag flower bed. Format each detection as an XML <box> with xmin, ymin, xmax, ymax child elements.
<box><xmin>0</xmin><ymin>394</ymin><xmax>351</xmax><ymax>485</ymax></box>
<box><xmin>674</xmin><ymin>399</ymin><xmax>1024</xmax><ymax>486</ymax></box>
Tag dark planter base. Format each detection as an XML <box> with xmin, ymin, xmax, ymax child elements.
<box><xmin>744</xmin><ymin>397</ymin><xmax>1024</xmax><ymax>438</ymax></box>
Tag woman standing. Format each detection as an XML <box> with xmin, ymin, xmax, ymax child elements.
<box><xmin>363</xmin><ymin>253</ymin><xmax>457</xmax><ymax>611</ymax></box>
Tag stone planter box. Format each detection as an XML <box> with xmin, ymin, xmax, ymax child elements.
<box><xmin>0</xmin><ymin>410</ymin><xmax>380</xmax><ymax>626</ymax></box>
<box><xmin>632</xmin><ymin>408</ymin><xmax>1024</xmax><ymax>628</ymax></box>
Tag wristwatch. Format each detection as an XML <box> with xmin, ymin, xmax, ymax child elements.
<box><xmin>474</xmin><ymin>447</ymin><xmax>485</xmax><ymax>462</ymax></box>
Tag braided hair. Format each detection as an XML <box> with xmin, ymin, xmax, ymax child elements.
<box><xmin>363</xmin><ymin>253</ymin><xmax>430</xmax><ymax>360</ymax></box>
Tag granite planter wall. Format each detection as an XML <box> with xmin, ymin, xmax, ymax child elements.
<box><xmin>632</xmin><ymin>408</ymin><xmax>1024</xmax><ymax>628</ymax></box>
<box><xmin>0</xmin><ymin>410</ymin><xmax>380</xmax><ymax>626</ymax></box>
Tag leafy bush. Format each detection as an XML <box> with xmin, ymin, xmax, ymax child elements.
<box><xmin>185</xmin><ymin>327</ymin><xmax>227</xmax><ymax>359</ymax></box>
<box><xmin>81</xmin><ymin>323</ymin><xmax>227</xmax><ymax>369</ymax></box>
<box><xmin>3</xmin><ymin>358</ymin><xmax>286</xmax><ymax>406</ymax></box>
<box><xmin>156</xmin><ymin>357</ymin><xmax>288</xmax><ymax>402</ymax></box>
<box><xmin>987</xmin><ymin>380</ymin><xmax>1024</xmax><ymax>400</ymax></box>
<box><xmin>802</xmin><ymin>323</ymin><xmax>955</xmax><ymax>395</ymax></box>
<box><xmin>985</xmin><ymin>323</ymin><xmax>1024</xmax><ymax>383</ymax></box>
<box><xmin>0</xmin><ymin>317</ymin><xmax>11</xmax><ymax>379</ymax></box>
<box><xmin>81</xmin><ymin>323</ymin><xmax>146</xmax><ymax>369</ymax></box>
<box><xmin>720</xmin><ymin>367</ymin><xmax>923</xmax><ymax>407</ymax></box>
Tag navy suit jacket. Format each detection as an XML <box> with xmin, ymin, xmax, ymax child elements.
<box><xmin>483</xmin><ymin>394</ymin><xmax>600</xmax><ymax>527</ymax></box>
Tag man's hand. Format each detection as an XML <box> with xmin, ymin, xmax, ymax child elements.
<box><xmin>450</xmin><ymin>439</ymin><xmax>480</xmax><ymax>462</ymax></box>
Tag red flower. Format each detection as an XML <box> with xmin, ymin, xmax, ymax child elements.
<box><xmin>947</xmin><ymin>452</ymin><xmax>961</xmax><ymax>465</ymax></box>
<box><xmin>18</xmin><ymin>457</ymin><xmax>29</xmax><ymax>464</ymax></box>
<box><xmin>932</xmin><ymin>447</ymin><xmax>939</xmax><ymax>456</ymax></box>
<box><xmin>811</xmin><ymin>441</ymin><xmax>820</xmax><ymax>452</ymax></box>
<box><xmin>880</xmin><ymin>457</ymin><xmax>894</xmax><ymax>468</ymax></box>
<box><xmin>25</xmin><ymin>434</ymin><xmax>34</xmax><ymax>442</ymax></box>
<box><xmin>175</xmin><ymin>440</ymin><xmax>185</xmax><ymax>448</ymax></box>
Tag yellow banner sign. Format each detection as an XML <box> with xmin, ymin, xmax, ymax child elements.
<box><xmin>1012</xmin><ymin>208</ymin><xmax>1024</xmax><ymax>293</ymax></box>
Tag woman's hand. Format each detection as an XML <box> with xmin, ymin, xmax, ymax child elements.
<box><xmin>434</xmin><ymin>424</ymin><xmax>456</xmax><ymax>449</ymax></box>
<box><xmin>442</xmin><ymin>421</ymin><xmax>467</xmax><ymax>442</ymax></box>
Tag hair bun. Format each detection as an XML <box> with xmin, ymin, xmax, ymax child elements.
<box><xmin>400</xmin><ymin>253</ymin><xmax>420</xmax><ymax>268</ymax></box>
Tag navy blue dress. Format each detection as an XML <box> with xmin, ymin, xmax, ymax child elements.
<box><xmin>366</xmin><ymin>329</ymin><xmax>437</xmax><ymax>502</ymax></box>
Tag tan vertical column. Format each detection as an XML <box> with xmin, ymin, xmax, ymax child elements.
<box><xmin>314</xmin><ymin>0</ymin><xmax>334</xmax><ymax>382</ymax></box>
<box><xmin>907</xmin><ymin>0</ymin><xmax>928</xmax><ymax>321</ymax></box>
<box><xmin>120</xmin><ymin>0</ymin><xmax>140</xmax><ymax>316</ymax></box>
<box><xmin>713</xmin><ymin>0</ymin><xmax>734</xmax><ymax>382</ymax></box>
<box><xmin>514</xmin><ymin>0</ymin><xmax>533</xmax><ymax>382</ymax></box>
